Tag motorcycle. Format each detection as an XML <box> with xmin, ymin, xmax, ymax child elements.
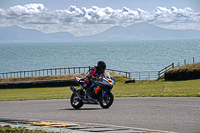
<box><xmin>70</xmin><ymin>73</ymin><xmax>115</xmax><ymax>109</ymax></box>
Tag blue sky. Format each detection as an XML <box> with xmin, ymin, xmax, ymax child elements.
<box><xmin>0</xmin><ymin>0</ymin><xmax>200</xmax><ymax>36</ymax></box>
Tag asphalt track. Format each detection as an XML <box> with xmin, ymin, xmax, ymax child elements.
<box><xmin>0</xmin><ymin>97</ymin><xmax>200</xmax><ymax>133</ymax></box>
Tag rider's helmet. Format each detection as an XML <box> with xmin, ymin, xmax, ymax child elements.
<box><xmin>96</xmin><ymin>61</ymin><xmax>106</xmax><ymax>74</ymax></box>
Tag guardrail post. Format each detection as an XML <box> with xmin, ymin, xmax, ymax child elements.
<box><xmin>139</xmin><ymin>72</ymin><xmax>140</xmax><ymax>81</ymax></box>
<box><xmin>193</xmin><ymin>57</ymin><xmax>195</xmax><ymax>63</ymax></box>
<box><xmin>64</xmin><ymin>68</ymin><xmax>66</xmax><ymax>75</ymax></box>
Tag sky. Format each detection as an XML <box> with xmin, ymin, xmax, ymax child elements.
<box><xmin>0</xmin><ymin>0</ymin><xmax>200</xmax><ymax>37</ymax></box>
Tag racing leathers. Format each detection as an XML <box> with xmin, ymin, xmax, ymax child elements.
<box><xmin>85</xmin><ymin>66</ymin><xmax>105</xmax><ymax>98</ymax></box>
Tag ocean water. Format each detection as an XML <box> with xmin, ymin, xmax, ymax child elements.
<box><xmin>0</xmin><ymin>39</ymin><xmax>200</xmax><ymax>73</ymax></box>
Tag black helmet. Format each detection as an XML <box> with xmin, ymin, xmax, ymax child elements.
<box><xmin>97</xmin><ymin>61</ymin><xmax>106</xmax><ymax>74</ymax></box>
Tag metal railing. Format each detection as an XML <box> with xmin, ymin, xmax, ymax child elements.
<box><xmin>130</xmin><ymin>71</ymin><xmax>160</xmax><ymax>81</ymax></box>
<box><xmin>0</xmin><ymin>67</ymin><xmax>91</xmax><ymax>79</ymax></box>
<box><xmin>0</xmin><ymin>62</ymin><xmax>183</xmax><ymax>81</ymax></box>
<box><xmin>106</xmin><ymin>69</ymin><xmax>131</xmax><ymax>78</ymax></box>
<box><xmin>0</xmin><ymin>66</ymin><xmax>131</xmax><ymax>79</ymax></box>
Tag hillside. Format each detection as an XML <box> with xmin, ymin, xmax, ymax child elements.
<box><xmin>81</xmin><ymin>23</ymin><xmax>200</xmax><ymax>41</ymax></box>
<box><xmin>1</xmin><ymin>23</ymin><xmax>200</xmax><ymax>42</ymax></box>
<box><xmin>0</xmin><ymin>26</ymin><xmax>75</xmax><ymax>43</ymax></box>
<box><xmin>165</xmin><ymin>63</ymin><xmax>200</xmax><ymax>80</ymax></box>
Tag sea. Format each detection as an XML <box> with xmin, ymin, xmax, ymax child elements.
<box><xmin>0</xmin><ymin>39</ymin><xmax>200</xmax><ymax>73</ymax></box>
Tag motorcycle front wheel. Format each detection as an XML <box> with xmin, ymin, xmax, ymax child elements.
<box><xmin>70</xmin><ymin>93</ymin><xmax>83</xmax><ymax>109</ymax></box>
<box><xmin>99</xmin><ymin>91</ymin><xmax>114</xmax><ymax>109</ymax></box>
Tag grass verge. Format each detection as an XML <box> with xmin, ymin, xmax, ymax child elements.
<box><xmin>114</xmin><ymin>77</ymin><xmax>200</xmax><ymax>97</ymax></box>
<box><xmin>0</xmin><ymin>125</ymin><xmax>49</xmax><ymax>133</ymax></box>
<box><xmin>0</xmin><ymin>77</ymin><xmax>200</xmax><ymax>101</ymax></box>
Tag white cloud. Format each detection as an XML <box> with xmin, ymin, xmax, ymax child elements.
<box><xmin>0</xmin><ymin>3</ymin><xmax>200</xmax><ymax>36</ymax></box>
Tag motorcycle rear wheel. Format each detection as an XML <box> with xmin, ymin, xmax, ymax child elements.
<box><xmin>99</xmin><ymin>91</ymin><xmax>114</xmax><ymax>109</ymax></box>
<box><xmin>70</xmin><ymin>93</ymin><xmax>83</xmax><ymax>109</ymax></box>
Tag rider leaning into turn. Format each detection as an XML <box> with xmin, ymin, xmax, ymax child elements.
<box><xmin>85</xmin><ymin>61</ymin><xmax>106</xmax><ymax>99</ymax></box>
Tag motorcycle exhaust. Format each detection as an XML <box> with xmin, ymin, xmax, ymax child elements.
<box><xmin>70</xmin><ymin>86</ymin><xmax>77</xmax><ymax>92</ymax></box>
<box><xmin>70</xmin><ymin>86</ymin><xmax>82</xmax><ymax>100</ymax></box>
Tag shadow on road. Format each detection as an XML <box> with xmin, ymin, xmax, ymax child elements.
<box><xmin>60</xmin><ymin>108</ymin><xmax>103</xmax><ymax>111</ymax></box>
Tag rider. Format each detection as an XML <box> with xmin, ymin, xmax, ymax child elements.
<box><xmin>85</xmin><ymin>61</ymin><xmax>106</xmax><ymax>99</ymax></box>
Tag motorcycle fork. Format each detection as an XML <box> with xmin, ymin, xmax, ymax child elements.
<box><xmin>101</xmin><ymin>89</ymin><xmax>105</xmax><ymax>102</ymax></box>
<box><xmin>84</xmin><ymin>91</ymin><xmax>87</xmax><ymax>99</ymax></box>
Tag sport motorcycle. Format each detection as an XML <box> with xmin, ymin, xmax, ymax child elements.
<box><xmin>70</xmin><ymin>73</ymin><xmax>115</xmax><ymax>109</ymax></box>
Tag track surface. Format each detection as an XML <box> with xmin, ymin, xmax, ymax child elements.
<box><xmin>0</xmin><ymin>97</ymin><xmax>200</xmax><ymax>133</ymax></box>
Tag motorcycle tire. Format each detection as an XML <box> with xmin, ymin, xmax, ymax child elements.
<box><xmin>70</xmin><ymin>93</ymin><xmax>83</xmax><ymax>109</ymax></box>
<box><xmin>99</xmin><ymin>91</ymin><xmax>114</xmax><ymax>109</ymax></box>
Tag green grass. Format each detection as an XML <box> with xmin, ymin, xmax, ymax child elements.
<box><xmin>0</xmin><ymin>125</ymin><xmax>49</xmax><ymax>133</ymax></box>
<box><xmin>113</xmin><ymin>77</ymin><xmax>200</xmax><ymax>97</ymax></box>
<box><xmin>0</xmin><ymin>87</ymin><xmax>71</xmax><ymax>101</ymax></box>
<box><xmin>0</xmin><ymin>77</ymin><xmax>200</xmax><ymax>101</ymax></box>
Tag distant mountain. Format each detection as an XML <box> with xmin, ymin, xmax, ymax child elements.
<box><xmin>80</xmin><ymin>23</ymin><xmax>200</xmax><ymax>41</ymax></box>
<box><xmin>0</xmin><ymin>23</ymin><xmax>200</xmax><ymax>43</ymax></box>
<box><xmin>0</xmin><ymin>26</ymin><xmax>75</xmax><ymax>43</ymax></box>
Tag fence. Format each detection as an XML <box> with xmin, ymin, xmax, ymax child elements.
<box><xmin>0</xmin><ymin>67</ymin><xmax>91</xmax><ymax>79</ymax></box>
<box><xmin>176</xmin><ymin>57</ymin><xmax>196</xmax><ymax>67</ymax></box>
<box><xmin>0</xmin><ymin>65</ymin><xmax>174</xmax><ymax>81</ymax></box>
<box><xmin>106</xmin><ymin>69</ymin><xmax>131</xmax><ymax>79</ymax></box>
<box><xmin>0</xmin><ymin>59</ymin><xmax>196</xmax><ymax>81</ymax></box>
<box><xmin>130</xmin><ymin>71</ymin><xmax>160</xmax><ymax>81</ymax></box>
<box><xmin>158</xmin><ymin>63</ymin><xmax>174</xmax><ymax>78</ymax></box>
<box><xmin>0</xmin><ymin>66</ymin><xmax>131</xmax><ymax>79</ymax></box>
